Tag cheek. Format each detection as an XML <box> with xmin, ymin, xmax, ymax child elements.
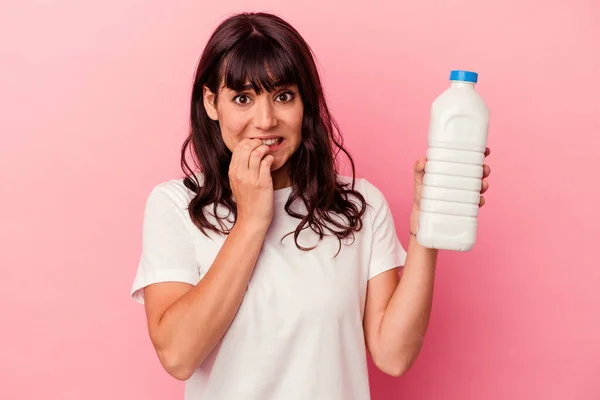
<box><xmin>219</xmin><ymin>110</ymin><xmax>248</xmax><ymax>149</ymax></box>
<box><xmin>290</xmin><ymin>109</ymin><xmax>304</xmax><ymax>146</ymax></box>
<box><xmin>222</xmin><ymin>117</ymin><xmax>247</xmax><ymax>139</ymax></box>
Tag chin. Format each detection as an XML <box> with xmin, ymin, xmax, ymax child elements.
<box><xmin>270</xmin><ymin>161</ymin><xmax>282</xmax><ymax>171</ymax></box>
<box><xmin>270</xmin><ymin>157</ymin><xmax>290</xmax><ymax>172</ymax></box>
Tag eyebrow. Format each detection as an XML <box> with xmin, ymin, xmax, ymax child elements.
<box><xmin>234</xmin><ymin>82</ymin><xmax>292</xmax><ymax>92</ymax></box>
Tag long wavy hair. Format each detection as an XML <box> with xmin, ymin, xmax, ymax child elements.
<box><xmin>181</xmin><ymin>12</ymin><xmax>367</xmax><ymax>254</ymax></box>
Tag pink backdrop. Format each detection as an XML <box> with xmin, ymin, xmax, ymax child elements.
<box><xmin>2</xmin><ymin>0</ymin><xmax>599</xmax><ymax>399</ymax></box>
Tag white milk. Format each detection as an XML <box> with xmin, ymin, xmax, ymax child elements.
<box><xmin>417</xmin><ymin>70</ymin><xmax>490</xmax><ymax>251</ymax></box>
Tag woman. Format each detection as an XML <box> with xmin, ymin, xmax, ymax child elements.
<box><xmin>130</xmin><ymin>11</ymin><xmax>491</xmax><ymax>400</ymax></box>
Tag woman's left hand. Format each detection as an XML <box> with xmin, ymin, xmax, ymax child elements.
<box><xmin>413</xmin><ymin>147</ymin><xmax>491</xmax><ymax>211</ymax></box>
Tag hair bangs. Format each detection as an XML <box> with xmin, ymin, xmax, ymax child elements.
<box><xmin>222</xmin><ymin>35</ymin><xmax>298</xmax><ymax>94</ymax></box>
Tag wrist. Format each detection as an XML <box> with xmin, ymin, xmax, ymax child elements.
<box><xmin>408</xmin><ymin>206</ymin><xmax>439</xmax><ymax>256</ymax></box>
<box><xmin>410</xmin><ymin>204</ymin><xmax>420</xmax><ymax>233</ymax></box>
<box><xmin>235</xmin><ymin>216</ymin><xmax>271</xmax><ymax>236</ymax></box>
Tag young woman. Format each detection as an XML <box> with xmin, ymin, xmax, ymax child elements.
<box><xmin>130</xmin><ymin>11</ymin><xmax>491</xmax><ymax>400</ymax></box>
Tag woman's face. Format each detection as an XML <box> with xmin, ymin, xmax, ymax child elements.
<box><xmin>203</xmin><ymin>82</ymin><xmax>304</xmax><ymax>180</ymax></box>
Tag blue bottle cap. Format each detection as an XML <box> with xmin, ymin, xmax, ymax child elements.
<box><xmin>449</xmin><ymin>70</ymin><xmax>478</xmax><ymax>83</ymax></box>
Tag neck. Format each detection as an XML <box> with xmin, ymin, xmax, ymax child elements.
<box><xmin>271</xmin><ymin>166</ymin><xmax>291</xmax><ymax>191</ymax></box>
<box><xmin>450</xmin><ymin>81</ymin><xmax>475</xmax><ymax>89</ymax></box>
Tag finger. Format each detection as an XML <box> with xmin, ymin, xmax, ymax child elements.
<box><xmin>414</xmin><ymin>157</ymin><xmax>426</xmax><ymax>174</ymax></box>
<box><xmin>259</xmin><ymin>154</ymin><xmax>275</xmax><ymax>184</ymax></box>
<box><xmin>233</xmin><ymin>138</ymin><xmax>263</xmax><ymax>173</ymax></box>
<box><xmin>248</xmin><ymin>144</ymin><xmax>270</xmax><ymax>180</ymax></box>
<box><xmin>479</xmin><ymin>196</ymin><xmax>485</xmax><ymax>207</ymax></box>
<box><xmin>484</xmin><ymin>147</ymin><xmax>491</xmax><ymax>157</ymax></box>
<box><xmin>480</xmin><ymin>180</ymin><xmax>489</xmax><ymax>194</ymax></box>
<box><xmin>230</xmin><ymin>138</ymin><xmax>251</xmax><ymax>171</ymax></box>
<box><xmin>482</xmin><ymin>164</ymin><xmax>491</xmax><ymax>179</ymax></box>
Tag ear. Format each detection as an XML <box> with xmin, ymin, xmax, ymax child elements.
<box><xmin>203</xmin><ymin>86</ymin><xmax>219</xmax><ymax>121</ymax></box>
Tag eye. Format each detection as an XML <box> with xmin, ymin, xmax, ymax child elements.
<box><xmin>275</xmin><ymin>91</ymin><xmax>294</xmax><ymax>103</ymax></box>
<box><xmin>233</xmin><ymin>94</ymin><xmax>252</xmax><ymax>105</ymax></box>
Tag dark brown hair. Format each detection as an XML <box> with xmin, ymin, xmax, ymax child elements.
<box><xmin>181</xmin><ymin>12</ymin><xmax>366</xmax><ymax>254</ymax></box>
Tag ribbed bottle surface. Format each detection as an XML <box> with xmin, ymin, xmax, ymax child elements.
<box><xmin>416</xmin><ymin>70</ymin><xmax>489</xmax><ymax>252</ymax></box>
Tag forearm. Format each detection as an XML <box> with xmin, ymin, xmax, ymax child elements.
<box><xmin>378</xmin><ymin>206</ymin><xmax>438</xmax><ymax>374</ymax></box>
<box><xmin>153</xmin><ymin>219</ymin><xmax>268</xmax><ymax>378</ymax></box>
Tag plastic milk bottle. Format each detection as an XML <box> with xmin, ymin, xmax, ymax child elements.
<box><xmin>417</xmin><ymin>70</ymin><xmax>490</xmax><ymax>251</ymax></box>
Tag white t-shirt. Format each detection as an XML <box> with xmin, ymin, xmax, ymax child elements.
<box><xmin>130</xmin><ymin>174</ymin><xmax>407</xmax><ymax>400</ymax></box>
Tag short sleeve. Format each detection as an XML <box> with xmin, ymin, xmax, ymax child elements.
<box><xmin>130</xmin><ymin>183</ymin><xmax>200</xmax><ymax>304</ymax></box>
<box><xmin>364</xmin><ymin>179</ymin><xmax>407</xmax><ymax>280</ymax></box>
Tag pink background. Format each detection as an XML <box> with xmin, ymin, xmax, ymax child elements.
<box><xmin>2</xmin><ymin>0</ymin><xmax>599</xmax><ymax>399</ymax></box>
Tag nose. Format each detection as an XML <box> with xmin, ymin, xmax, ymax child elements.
<box><xmin>253</xmin><ymin>97</ymin><xmax>278</xmax><ymax>131</ymax></box>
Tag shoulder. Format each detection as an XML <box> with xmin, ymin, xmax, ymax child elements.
<box><xmin>336</xmin><ymin>175</ymin><xmax>396</xmax><ymax>232</ymax></box>
<box><xmin>144</xmin><ymin>173</ymin><xmax>202</xmax><ymax>213</ymax></box>
<box><xmin>336</xmin><ymin>175</ymin><xmax>390</xmax><ymax>208</ymax></box>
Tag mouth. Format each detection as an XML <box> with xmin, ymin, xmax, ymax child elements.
<box><xmin>258</xmin><ymin>137</ymin><xmax>283</xmax><ymax>147</ymax></box>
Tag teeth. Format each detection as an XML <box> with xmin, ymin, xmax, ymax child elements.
<box><xmin>262</xmin><ymin>138</ymin><xmax>281</xmax><ymax>146</ymax></box>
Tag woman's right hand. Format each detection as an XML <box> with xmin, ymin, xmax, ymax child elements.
<box><xmin>228</xmin><ymin>138</ymin><xmax>275</xmax><ymax>228</ymax></box>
